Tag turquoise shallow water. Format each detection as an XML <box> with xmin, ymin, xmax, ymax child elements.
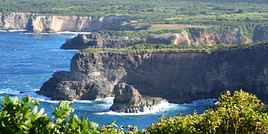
<box><xmin>0</xmin><ymin>32</ymin><xmax>215</xmax><ymax>129</ymax></box>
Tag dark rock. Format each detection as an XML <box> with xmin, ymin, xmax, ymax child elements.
<box><xmin>61</xmin><ymin>34</ymin><xmax>98</xmax><ymax>49</ymax></box>
<box><xmin>253</xmin><ymin>25</ymin><xmax>268</xmax><ymax>42</ymax></box>
<box><xmin>110</xmin><ymin>83</ymin><xmax>163</xmax><ymax>113</ymax></box>
<box><xmin>61</xmin><ymin>33</ymin><xmax>147</xmax><ymax>50</ymax></box>
<box><xmin>39</xmin><ymin>43</ymin><xmax>268</xmax><ymax>112</ymax></box>
<box><xmin>60</xmin><ymin>32</ymin><xmax>178</xmax><ymax>50</ymax></box>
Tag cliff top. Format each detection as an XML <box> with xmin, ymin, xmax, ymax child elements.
<box><xmin>82</xmin><ymin>42</ymin><xmax>268</xmax><ymax>54</ymax></box>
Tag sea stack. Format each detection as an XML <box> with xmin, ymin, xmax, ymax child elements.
<box><xmin>110</xmin><ymin>83</ymin><xmax>163</xmax><ymax>113</ymax></box>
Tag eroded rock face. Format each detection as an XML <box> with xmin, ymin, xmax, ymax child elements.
<box><xmin>173</xmin><ymin>28</ymin><xmax>253</xmax><ymax>46</ymax></box>
<box><xmin>37</xmin><ymin>52</ymin><xmax>130</xmax><ymax>100</ymax></box>
<box><xmin>173</xmin><ymin>31</ymin><xmax>192</xmax><ymax>46</ymax></box>
<box><xmin>0</xmin><ymin>12</ymin><xmax>141</xmax><ymax>33</ymax></box>
<box><xmin>0</xmin><ymin>12</ymin><xmax>32</xmax><ymax>30</ymax></box>
<box><xmin>38</xmin><ymin>71</ymin><xmax>114</xmax><ymax>100</ymax></box>
<box><xmin>29</xmin><ymin>16</ymin><xmax>133</xmax><ymax>33</ymax></box>
<box><xmin>38</xmin><ymin>52</ymin><xmax>140</xmax><ymax>100</ymax></box>
<box><xmin>39</xmin><ymin>43</ymin><xmax>268</xmax><ymax>112</ymax></box>
<box><xmin>110</xmin><ymin>83</ymin><xmax>163</xmax><ymax>113</ymax></box>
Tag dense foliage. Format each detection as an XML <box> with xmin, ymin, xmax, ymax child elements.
<box><xmin>144</xmin><ymin>90</ymin><xmax>268</xmax><ymax>134</ymax></box>
<box><xmin>0</xmin><ymin>90</ymin><xmax>267</xmax><ymax>133</ymax></box>
<box><xmin>0</xmin><ymin>0</ymin><xmax>267</xmax><ymax>26</ymax></box>
<box><xmin>0</xmin><ymin>96</ymin><xmax>135</xmax><ymax>134</ymax></box>
<box><xmin>84</xmin><ymin>41</ymin><xmax>268</xmax><ymax>54</ymax></box>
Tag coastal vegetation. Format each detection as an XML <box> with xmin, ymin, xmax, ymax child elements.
<box><xmin>0</xmin><ymin>90</ymin><xmax>267</xmax><ymax>133</ymax></box>
<box><xmin>0</xmin><ymin>0</ymin><xmax>268</xmax><ymax>27</ymax></box>
<box><xmin>144</xmin><ymin>90</ymin><xmax>268</xmax><ymax>134</ymax></box>
<box><xmin>83</xmin><ymin>41</ymin><xmax>268</xmax><ymax>54</ymax></box>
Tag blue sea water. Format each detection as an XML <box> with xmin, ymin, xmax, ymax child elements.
<box><xmin>0</xmin><ymin>31</ymin><xmax>215</xmax><ymax>129</ymax></box>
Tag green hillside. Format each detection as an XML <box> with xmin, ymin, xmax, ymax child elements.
<box><xmin>0</xmin><ymin>0</ymin><xmax>267</xmax><ymax>26</ymax></box>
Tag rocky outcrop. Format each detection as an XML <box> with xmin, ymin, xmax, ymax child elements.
<box><xmin>110</xmin><ymin>83</ymin><xmax>163</xmax><ymax>113</ymax></box>
<box><xmin>38</xmin><ymin>70</ymin><xmax>114</xmax><ymax>100</ymax></box>
<box><xmin>0</xmin><ymin>12</ymin><xmax>146</xmax><ymax>33</ymax></box>
<box><xmin>39</xmin><ymin>43</ymin><xmax>268</xmax><ymax>113</ymax></box>
<box><xmin>60</xmin><ymin>34</ymin><xmax>98</xmax><ymax>50</ymax></box>
<box><xmin>61</xmin><ymin>33</ymin><xmax>176</xmax><ymax>49</ymax></box>
<box><xmin>61</xmin><ymin>33</ymin><xmax>146</xmax><ymax>49</ymax></box>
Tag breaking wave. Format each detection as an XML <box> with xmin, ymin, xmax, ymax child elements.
<box><xmin>95</xmin><ymin>100</ymin><xmax>177</xmax><ymax>116</ymax></box>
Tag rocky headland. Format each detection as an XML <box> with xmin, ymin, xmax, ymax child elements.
<box><xmin>38</xmin><ymin>43</ymin><xmax>268</xmax><ymax>113</ymax></box>
<box><xmin>61</xmin><ymin>33</ymin><xmax>147</xmax><ymax>49</ymax></box>
<box><xmin>0</xmin><ymin>12</ymin><xmax>147</xmax><ymax>33</ymax></box>
<box><xmin>60</xmin><ymin>26</ymin><xmax>268</xmax><ymax>50</ymax></box>
<box><xmin>60</xmin><ymin>32</ymin><xmax>174</xmax><ymax>50</ymax></box>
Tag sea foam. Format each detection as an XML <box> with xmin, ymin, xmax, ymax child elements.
<box><xmin>0</xmin><ymin>88</ymin><xmax>21</xmax><ymax>96</ymax></box>
<box><xmin>95</xmin><ymin>100</ymin><xmax>176</xmax><ymax>116</ymax></box>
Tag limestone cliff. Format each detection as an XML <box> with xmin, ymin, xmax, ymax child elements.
<box><xmin>0</xmin><ymin>12</ymin><xmax>142</xmax><ymax>33</ymax></box>
<box><xmin>38</xmin><ymin>43</ymin><xmax>268</xmax><ymax>112</ymax></box>
<box><xmin>173</xmin><ymin>27</ymin><xmax>268</xmax><ymax>46</ymax></box>
<box><xmin>0</xmin><ymin>12</ymin><xmax>32</xmax><ymax>30</ymax></box>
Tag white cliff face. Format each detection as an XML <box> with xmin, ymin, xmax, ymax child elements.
<box><xmin>0</xmin><ymin>12</ymin><xmax>32</xmax><ymax>30</ymax></box>
<box><xmin>0</xmin><ymin>12</ymin><xmax>2</xmax><ymax>27</ymax></box>
<box><xmin>172</xmin><ymin>29</ymin><xmax>253</xmax><ymax>46</ymax></box>
<box><xmin>0</xmin><ymin>12</ymin><xmax>133</xmax><ymax>33</ymax></box>
<box><xmin>173</xmin><ymin>31</ymin><xmax>192</xmax><ymax>46</ymax></box>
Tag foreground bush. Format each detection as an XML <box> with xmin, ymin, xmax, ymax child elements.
<box><xmin>0</xmin><ymin>96</ymin><xmax>131</xmax><ymax>134</ymax></box>
<box><xmin>144</xmin><ymin>90</ymin><xmax>268</xmax><ymax>134</ymax></box>
<box><xmin>0</xmin><ymin>90</ymin><xmax>267</xmax><ymax>134</ymax></box>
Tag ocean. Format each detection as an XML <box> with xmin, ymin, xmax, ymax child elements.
<box><xmin>0</xmin><ymin>31</ymin><xmax>215</xmax><ymax>129</ymax></box>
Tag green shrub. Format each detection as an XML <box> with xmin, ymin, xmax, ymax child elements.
<box><xmin>144</xmin><ymin>90</ymin><xmax>268</xmax><ymax>134</ymax></box>
<box><xmin>0</xmin><ymin>0</ymin><xmax>268</xmax><ymax>26</ymax></box>
<box><xmin>84</xmin><ymin>42</ymin><xmax>268</xmax><ymax>54</ymax></box>
<box><xmin>0</xmin><ymin>96</ymin><xmax>51</xmax><ymax>133</ymax></box>
<box><xmin>0</xmin><ymin>96</ymin><xmax>124</xmax><ymax>134</ymax></box>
